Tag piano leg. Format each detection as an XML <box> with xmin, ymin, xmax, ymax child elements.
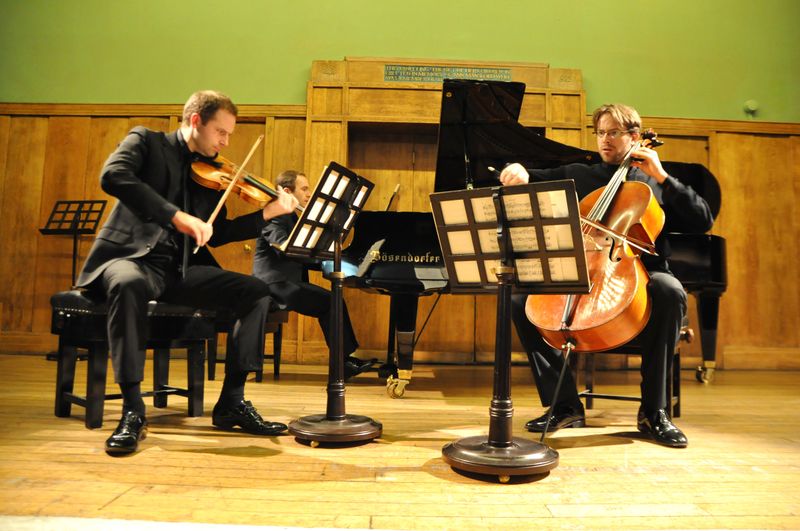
<box><xmin>382</xmin><ymin>294</ymin><xmax>419</xmax><ymax>398</ymax></box>
<box><xmin>695</xmin><ymin>291</ymin><xmax>721</xmax><ymax>383</ymax></box>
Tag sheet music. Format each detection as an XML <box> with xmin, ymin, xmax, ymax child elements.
<box><xmin>543</xmin><ymin>224</ymin><xmax>574</xmax><ymax>250</ymax></box>
<box><xmin>441</xmin><ymin>199</ymin><xmax>469</xmax><ymax>225</ymax></box>
<box><xmin>471</xmin><ymin>196</ymin><xmax>496</xmax><ymax>223</ymax></box>
<box><xmin>548</xmin><ymin>257</ymin><xmax>579</xmax><ymax>281</ymax></box>
<box><xmin>509</xmin><ymin>226</ymin><xmax>539</xmax><ymax>252</ymax></box>
<box><xmin>537</xmin><ymin>190</ymin><xmax>570</xmax><ymax>219</ymax></box>
<box><xmin>501</xmin><ymin>193</ymin><xmax>533</xmax><ymax>220</ymax></box>
<box><xmin>515</xmin><ymin>258</ymin><xmax>545</xmax><ymax>282</ymax></box>
<box><xmin>477</xmin><ymin>228</ymin><xmax>500</xmax><ymax>253</ymax></box>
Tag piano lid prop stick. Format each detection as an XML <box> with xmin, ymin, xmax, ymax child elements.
<box><xmin>385</xmin><ymin>183</ymin><xmax>400</xmax><ymax>211</ymax></box>
<box><xmin>193</xmin><ymin>135</ymin><xmax>264</xmax><ymax>254</ymax></box>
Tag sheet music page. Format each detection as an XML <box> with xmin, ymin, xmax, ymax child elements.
<box><xmin>477</xmin><ymin>228</ymin><xmax>499</xmax><ymax>253</ymax></box>
<box><xmin>483</xmin><ymin>259</ymin><xmax>502</xmax><ymax>281</ymax></box>
<box><xmin>447</xmin><ymin>230</ymin><xmax>475</xmax><ymax>255</ymax></box>
<box><xmin>537</xmin><ymin>190</ymin><xmax>569</xmax><ymax>219</ymax></box>
<box><xmin>470</xmin><ymin>196</ymin><xmax>496</xmax><ymax>223</ymax></box>
<box><xmin>543</xmin><ymin>224</ymin><xmax>575</xmax><ymax>250</ymax></box>
<box><xmin>515</xmin><ymin>258</ymin><xmax>545</xmax><ymax>282</ymax></box>
<box><xmin>441</xmin><ymin>199</ymin><xmax>469</xmax><ymax>225</ymax></box>
<box><xmin>509</xmin><ymin>226</ymin><xmax>539</xmax><ymax>252</ymax></box>
<box><xmin>502</xmin><ymin>193</ymin><xmax>533</xmax><ymax>220</ymax></box>
<box><xmin>548</xmin><ymin>257</ymin><xmax>579</xmax><ymax>281</ymax></box>
<box><xmin>454</xmin><ymin>260</ymin><xmax>481</xmax><ymax>283</ymax></box>
<box><xmin>308</xmin><ymin>198</ymin><xmax>324</xmax><ymax>222</ymax></box>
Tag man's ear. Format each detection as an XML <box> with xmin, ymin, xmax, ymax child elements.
<box><xmin>189</xmin><ymin>113</ymin><xmax>201</xmax><ymax>128</ymax></box>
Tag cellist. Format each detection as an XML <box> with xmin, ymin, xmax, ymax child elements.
<box><xmin>499</xmin><ymin>104</ymin><xmax>713</xmax><ymax>447</ymax></box>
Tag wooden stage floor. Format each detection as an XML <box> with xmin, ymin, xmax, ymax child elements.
<box><xmin>0</xmin><ymin>354</ymin><xmax>798</xmax><ymax>530</ymax></box>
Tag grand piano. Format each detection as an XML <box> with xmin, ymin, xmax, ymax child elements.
<box><xmin>338</xmin><ymin>79</ymin><xmax>726</xmax><ymax>396</ymax></box>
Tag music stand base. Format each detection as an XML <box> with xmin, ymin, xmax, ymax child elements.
<box><xmin>289</xmin><ymin>414</ymin><xmax>382</xmax><ymax>445</ymax></box>
<box><xmin>442</xmin><ymin>435</ymin><xmax>559</xmax><ymax>481</ymax></box>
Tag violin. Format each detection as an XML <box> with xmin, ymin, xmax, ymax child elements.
<box><xmin>188</xmin><ymin>135</ymin><xmax>302</xmax><ymax>254</ymax></box>
<box><xmin>525</xmin><ymin>130</ymin><xmax>665</xmax><ymax>353</ymax></box>
<box><xmin>191</xmin><ymin>154</ymin><xmax>304</xmax><ymax>212</ymax></box>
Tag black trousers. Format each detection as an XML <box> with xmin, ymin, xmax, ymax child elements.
<box><xmin>100</xmin><ymin>252</ymin><xmax>273</xmax><ymax>383</ymax></box>
<box><xmin>511</xmin><ymin>271</ymin><xmax>687</xmax><ymax>413</ymax></box>
<box><xmin>263</xmin><ymin>279</ymin><xmax>359</xmax><ymax>357</ymax></box>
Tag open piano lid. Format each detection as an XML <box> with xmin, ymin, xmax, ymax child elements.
<box><xmin>433</xmin><ymin>79</ymin><xmax>598</xmax><ymax>192</ymax></box>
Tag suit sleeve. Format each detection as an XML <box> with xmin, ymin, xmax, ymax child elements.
<box><xmin>99</xmin><ymin>127</ymin><xmax>179</xmax><ymax>227</ymax></box>
<box><xmin>661</xmin><ymin>176</ymin><xmax>714</xmax><ymax>233</ymax></box>
<box><xmin>262</xmin><ymin>216</ymin><xmax>292</xmax><ymax>246</ymax></box>
<box><xmin>208</xmin><ymin>208</ymin><xmax>267</xmax><ymax>247</ymax></box>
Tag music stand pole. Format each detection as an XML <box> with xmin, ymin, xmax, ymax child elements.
<box><xmin>289</xmin><ymin>233</ymin><xmax>382</xmax><ymax>446</ymax></box>
<box><xmin>442</xmin><ymin>272</ymin><xmax>559</xmax><ymax>483</ymax></box>
<box><xmin>287</xmin><ymin>162</ymin><xmax>381</xmax><ymax>446</ymax></box>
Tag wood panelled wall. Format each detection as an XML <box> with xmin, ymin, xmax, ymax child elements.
<box><xmin>1</xmin><ymin>58</ymin><xmax>798</xmax><ymax>369</ymax></box>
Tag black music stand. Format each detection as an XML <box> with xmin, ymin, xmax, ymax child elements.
<box><xmin>430</xmin><ymin>179</ymin><xmax>589</xmax><ymax>482</ymax></box>
<box><xmin>39</xmin><ymin>200</ymin><xmax>107</xmax><ymax>287</ymax></box>
<box><xmin>284</xmin><ymin>162</ymin><xmax>382</xmax><ymax>446</ymax></box>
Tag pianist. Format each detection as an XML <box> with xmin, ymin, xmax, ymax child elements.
<box><xmin>252</xmin><ymin>170</ymin><xmax>373</xmax><ymax>380</ymax></box>
<box><xmin>499</xmin><ymin>103</ymin><xmax>713</xmax><ymax>448</ymax></box>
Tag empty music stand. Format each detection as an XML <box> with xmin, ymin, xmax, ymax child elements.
<box><xmin>430</xmin><ymin>179</ymin><xmax>589</xmax><ymax>482</ymax></box>
<box><xmin>39</xmin><ymin>200</ymin><xmax>107</xmax><ymax>287</ymax></box>
<box><xmin>284</xmin><ymin>162</ymin><xmax>382</xmax><ymax>446</ymax></box>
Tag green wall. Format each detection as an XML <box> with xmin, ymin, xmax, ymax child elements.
<box><xmin>2</xmin><ymin>0</ymin><xmax>798</xmax><ymax>122</ymax></box>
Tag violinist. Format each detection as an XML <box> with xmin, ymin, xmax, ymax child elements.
<box><xmin>252</xmin><ymin>171</ymin><xmax>372</xmax><ymax>380</ymax></box>
<box><xmin>76</xmin><ymin>90</ymin><xmax>297</xmax><ymax>455</ymax></box>
<box><xmin>499</xmin><ymin>103</ymin><xmax>713</xmax><ymax>447</ymax></box>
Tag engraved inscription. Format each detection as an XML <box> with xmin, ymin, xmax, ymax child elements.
<box><xmin>385</xmin><ymin>64</ymin><xmax>512</xmax><ymax>82</ymax></box>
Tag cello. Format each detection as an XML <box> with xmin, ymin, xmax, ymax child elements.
<box><xmin>525</xmin><ymin>131</ymin><xmax>665</xmax><ymax>353</ymax></box>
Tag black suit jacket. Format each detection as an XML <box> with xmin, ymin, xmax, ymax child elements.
<box><xmin>252</xmin><ymin>213</ymin><xmax>306</xmax><ymax>284</ymax></box>
<box><xmin>530</xmin><ymin>162</ymin><xmax>714</xmax><ymax>273</ymax></box>
<box><xmin>77</xmin><ymin>127</ymin><xmax>266</xmax><ymax>288</ymax></box>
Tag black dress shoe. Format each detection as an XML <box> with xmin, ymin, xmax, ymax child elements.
<box><xmin>105</xmin><ymin>410</ymin><xmax>147</xmax><ymax>456</ymax></box>
<box><xmin>212</xmin><ymin>400</ymin><xmax>287</xmax><ymax>435</ymax></box>
<box><xmin>637</xmin><ymin>408</ymin><xmax>688</xmax><ymax>448</ymax></box>
<box><xmin>344</xmin><ymin>356</ymin><xmax>375</xmax><ymax>381</ymax></box>
<box><xmin>525</xmin><ymin>406</ymin><xmax>585</xmax><ymax>433</ymax></box>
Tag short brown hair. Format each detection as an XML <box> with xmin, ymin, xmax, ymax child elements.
<box><xmin>592</xmin><ymin>103</ymin><xmax>641</xmax><ymax>132</ymax></box>
<box><xmin>182</xmin><ymin>90</ymin><xmax>238</xmax><ymax>124</ymax></box>
<box><xmin>276</xmin><ymin>170</ymin><xmax>305</xmax><ymax>191</ymax></box>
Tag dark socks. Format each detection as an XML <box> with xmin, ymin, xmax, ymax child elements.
<box><xmin>218</xmin><ymin>369</ymin><xmax>248</xmax><ymax>407</ymax></box>
<box><xmin>120</xmin><ymin>382</ymin><xmax>145</xmax><ymax>415</ymax></box>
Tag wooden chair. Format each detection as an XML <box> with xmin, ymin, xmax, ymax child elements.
<box><xmin>51</xmin><ymin>290</ymin><xmax>215</xmax><ymax>429</ymax></box>
<box><xmin>206</xmin><ymin>308</ymin><xmax>289</xmax><ymax>382</ymax></box>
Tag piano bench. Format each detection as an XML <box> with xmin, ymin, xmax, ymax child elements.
<box><xmin>573</xmin><ymin>324</ymin><xmax>692</xmax><ymax>418</ymax></box>
<box><xmin>206</xmin><ymin>308</ymin><xmax>288</xmax><ymax>382</ymax></box>
<box><xmin>50</xmin><ymin>290</ymin><xmax>214</xmax><ymax>429</ymax></box>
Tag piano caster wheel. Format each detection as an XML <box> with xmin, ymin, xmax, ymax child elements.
<box><xmin>386</xmin><ymin>376</ymin><xmax>409</xmax><ymax>398</ymax></box>
<box><xmin>310</xmin><ymin>440</ymin><xmax>320</xmax><ymax>448</ymax></box>
<box><xmin>696</xmin><ymin>365</ymin><xmax>715</xmax><ymax>383</ymax></box>
<box><xmin>498</xmin><ymin>475</ymin><xmax>510</xmax><ymax>484</ymax></box>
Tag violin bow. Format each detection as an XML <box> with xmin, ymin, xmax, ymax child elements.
<box><xmin>193</xmin><ymin>134</ymin><xmax>264</xmax><ymax>254</ymax></box>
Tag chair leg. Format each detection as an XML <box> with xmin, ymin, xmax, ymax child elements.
<box><xmin>255</xmin><ymin>331</ymin><xmax>264</xmax><ymax>383</ymax></box>
<box><xmin>207</xmin><ymin>335</ymin><xmax>219</xmax><ymax>381</ymax></box>
<box><xmin>187</xmin><ymin>343</ymin><xmax>205</xmax><ymax>417</ymax></box>
<box><xmin>55</xmin><ymin>341</ymin><xmax>78</xmax><ymax>418</ymax></box>
<box><xmin>273</xmin><ymin>324</ymin><xmax>282</xmax><ymax>379</ymax></box>
<box><xmin>85</xmin><ymin>344</ymin><xmax>109</xmax><ymax>429</ymax></box>
<box><xmin>673</xmin><ymin>351</ymin><xmax>681</xmax><ymax>418</ymax></box>
<box><xmin>153</xmin><ymin>348</ymin><xmax>169</xmax><ymax>408</ymax></box>
<box><xmin>585</xmin><ymin>353</ymin><xmax>595</xmax><ymax>410</ymax></box>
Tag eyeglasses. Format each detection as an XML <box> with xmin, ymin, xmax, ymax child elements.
<box><xmin>593</xmin><ymin>129</ymin><xmax>635</xmax><ymax>139</ymax></box>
